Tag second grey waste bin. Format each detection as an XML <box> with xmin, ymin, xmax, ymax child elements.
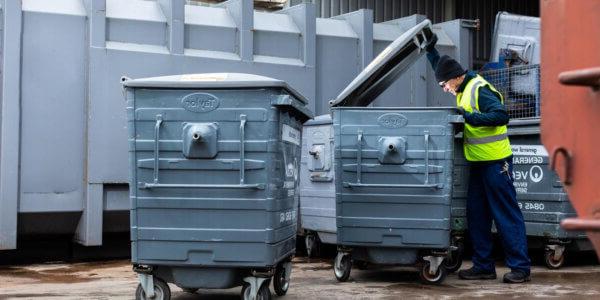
<box><xmin>124</xmin><ymin>73</ymin><xmax>313</xmax><ymax>300</ymax></box>
<box><xmin>329</xmin><ymin>20</ymin><xmax>462</xmax><ymax>285</ymax></box>
<box><xmin>508</xmin><ymin>119</ymin><xmax>591</xmax><ymax>269</ymax></box>
<box><xmin>299</xmin><ymin>114</ymin><xmax>337</xmax><ymax>257</ymax></box>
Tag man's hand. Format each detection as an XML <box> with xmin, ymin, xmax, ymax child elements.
<box><xmin>426</xmin><ymin>33</ymin><xmax>438</xmax><ymax>52</ymax></box>
<box><xmin>456</xmin><ymin>107</ymin><xmax>466</xmax><ymax>115</ymax></box>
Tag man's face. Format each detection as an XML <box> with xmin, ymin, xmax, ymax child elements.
<box><xmin>439</xmin><ymin>76</ymin><xmax>462</xmax><ymax>96</ymax></box>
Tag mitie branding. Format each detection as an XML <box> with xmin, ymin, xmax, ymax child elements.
<box><xmin>377</xmin><ymin>113</ymin><xmax>408</xmax><ymax>128</ymax></box>
<box><xmin>181</xmin><ymin>93</ymin><xmax>220</xmax><ymax>112</ymax></box>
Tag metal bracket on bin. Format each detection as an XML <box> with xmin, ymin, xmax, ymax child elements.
<box><xmin>343</xmin><ymin>130</ymin><xmax>443</xmax><ymax>189</ymax></box>
<box><xmin>138</xmin><ymin>114</ymin><xmax>265</xmax><ymax>190</ymax></box>
<box><xmin>138</xmin><ymin>273</ymin><xmax>155</xmax><ymax>298</ymax></box>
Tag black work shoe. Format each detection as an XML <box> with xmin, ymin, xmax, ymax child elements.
<box><xmin>458</xmin><ymin>267</ymin><xmax>497</xmax><ymax>280</ymax></box>
<box><xmin>503</xmin><ymin>270</ymin><xmax>531</xmax><ymax>283</ymax></box>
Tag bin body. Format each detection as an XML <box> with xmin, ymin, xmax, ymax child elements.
<box><xmin>125</xmin><ymin>73</ymin><xmax>311</xmax><ymax>289</ymax></box>
<box><xmin>333</xmin><ymin>107</ymin><xmax>457</xmax><ymax>264</ymax></box>
<box><xmin>299</xmin><ymin>115</ymin><xmax>337</xmax><ymax>244</ymax></box>
<box><xmin>451</xmin><ymin>120</ymin><xmax>591</xmax><ymax>250</ymax></box>
<box><xmin>508</xmin><ymin>121</ymin><xmax>587</xmax><ymax>243</ymax></box>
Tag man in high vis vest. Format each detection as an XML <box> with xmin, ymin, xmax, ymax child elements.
<box><xmin>426</xmin><ymin>37</ymin><xmax>531</xmax><ymax>283</ymax></box>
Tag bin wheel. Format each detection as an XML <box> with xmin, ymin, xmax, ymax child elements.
<box><xmin>181</xmin><ymin>288</ymin><xmax>198</xmax><ymax>294</ymax></box>
<box><xmin>334</xmin><ymin>252</ymin><xmax>352</xmax><ymax>282</ymax></box>
<box><xmin>419</xmin><ymin>261</ymin><xmax>447</xmax><ymax>285</ymax></box>
<box><xmin>241</xmin><ymin>281</ymin><xmax>271</xmax><ymax>300</ymax></box>
<box><xmin>305</xmin><ymin>233</ymin><xmax>320</xmax><ymax>258</ymax></box>
<box><xmin>544</xmin><ymin>249</ymin><xmax>565</xmax><ymax>269</ymax></box>
<box><xmin>135</xmin><ymin>278</ymin><xmax>171</xmax><ymax>300</ymax></box>
<box><xmin>273</xmin><ymin>263</ymin><xmax>290</xmax><ymax>296</ymax></box>
<box><xmin>443</xmin><ymin>240</ymin><xmax>464</xmax><ymax>273</ymax></box>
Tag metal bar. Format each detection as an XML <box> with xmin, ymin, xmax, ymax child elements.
<box><xmin>343</xmin><ymin>182</ymin><xmax>443</xmax><ymax>189</ymax></box>
<box><xmin>561</xmin><ymin>218</ymin><xmax>600</xmax><ymax>232</ymax></box>
<box><xmin>0</xmin><ymin>0</ymin><xmax>23</xmax><ymax>250</ymax></box>
<box><xmin>239</xmin><ymin>114</ymin><xmax>247</xmax><ymax>184</ymax></box>
<box><xmin>344</xmin><ymin>130</ymin><xmax>442</xmax><ymax>189</ymax></box>
<box><xmin>559</xmin><ymin>67</ymin><xmax>600</xmax><ymax>90</ymax></box>
<box><xmin>153</xmin><ymin>115</ymin><xmax>163</xmax><ymax>184</ymax></box>
<box><xmin>139</xmin><ymin>183</ymin><xmax>266</xmax><ymax>189</ymax></box>
<box><xmin>424</xmin><ymin>130</ymin><xmax>430</xmax><ymax>185</ymax></box>
<box><xmin>356</xmin><ymin>130</ymin><xmax>363</xmax><ymax>184</ymax></box>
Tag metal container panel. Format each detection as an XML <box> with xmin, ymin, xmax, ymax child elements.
<box><xmin>299</xmin><ymin>115</ymin><xmax>336</xmax><ymax>243</ymax></box>
<box><xmin>126</xmin><ymin>73</ymin><xmax>311</xmax><ymax>269</ymax></box>
<box><xmin>509</xmin><ymin>121</ymin><xmax>583</xmax><ymax>239</ymax></box>
<box><xmin>451</xmin><ymin>120</ymin><xmax>587</xmax><ymax>240</ymax></box>
<box><xmin>333</xmin><ymin>108</ymin><xmax>458</xmax><ymax>250</ymax></box>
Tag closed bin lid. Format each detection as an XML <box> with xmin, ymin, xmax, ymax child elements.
<box><xmin>330</xmin><ymin>19</ymin><xmax>435</xmax><ymax>107</ymax></box>
<box><xmin>304</xmin><ymin>114</ymin><xmax>332</xmax><ymax>126</ymax></box>
<box><xmin>122</xmin><ymin>72</ymin><xmax>308</xmax><ymax>105</ymax></box>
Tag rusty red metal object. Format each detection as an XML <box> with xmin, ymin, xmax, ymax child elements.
<box><xmin>541</xmin><ymin>0</ymin><xmax>600</xmax><ymax>257</ymax></box>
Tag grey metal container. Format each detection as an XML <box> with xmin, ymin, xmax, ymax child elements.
<box><xmin>299</xmin><ymin>114</ymin><xmax>336</xmax><ymax>256</ymax></box>
<box><xmin>329</xmin><ymin>20</ymin><xmax>463</xmax><ymax>285</ymax></box>
<box><xmin>450</xmin><ymin>119</ymin><xmax>592</xmax><ymax>270</ymax></box>
<box><xmin>508</xmin><ymin>119</ymin><xmax>591</xmax><ymax>269</ymax></box>
<box><xmin>124</xmin><ymin>73</ymin><xmax>312</xmax><ymax>300</ymax></box>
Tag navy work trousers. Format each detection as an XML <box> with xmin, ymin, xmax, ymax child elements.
<box><xmin>467</xmin><ymin>157</ymin><xmax>531</xmax><ymax>275</ymax></box>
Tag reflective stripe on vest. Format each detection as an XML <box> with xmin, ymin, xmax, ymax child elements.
<box><xmin>469</xmin><ymin>81</ymin><xmax>484</xmax><ymax>112</ymax></box>
<box><xmin>464</xmin><ymin>132</ymin><xmax>509</xmax><ymax>145</ymax></box>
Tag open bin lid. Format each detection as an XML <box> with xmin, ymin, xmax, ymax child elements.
<box><xmin>330</xmin><ymin>20</ymin><xmax>435</xmax><ymax>107</ymax></box>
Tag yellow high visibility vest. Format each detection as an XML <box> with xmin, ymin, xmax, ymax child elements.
<box><xmin>456</xmin><ymin>75</ymin><xmax>512</xmax><ymax>161</ymax></box>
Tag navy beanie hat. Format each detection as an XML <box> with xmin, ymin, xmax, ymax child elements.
<box><xmin>435</xmin><ymin>55</ymin><xmax>466</xmax><ymax>82</ymax></box>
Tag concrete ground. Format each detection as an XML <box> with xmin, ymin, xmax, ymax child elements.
<box><xmin>1</xmin><ymin>257</ymin><xmax>600</xmax><ymax>299</ymax></box>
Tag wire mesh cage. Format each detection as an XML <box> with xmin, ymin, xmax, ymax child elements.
<box><xmin>479</xmin><ymin>64</ymin><xmax>541</xmax><ymax>119</ymax></box>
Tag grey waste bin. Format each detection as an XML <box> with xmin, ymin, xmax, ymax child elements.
<box><xmin>508</xmin><ymin>119</ymin><xmax>591</xmax><ymax>269</ymax></box>
<box><xmin>299</xmin><ymin>114</ymin><xmax>336</xmax><ymax>257</ymax></box>
<box><xmin>124</xmin><ymin>73</ymin><xmax>313</xmax><ymax>300</ymax></box>
<box><xmin>329</xmin><ymin>20</ymin><xmax>462</xmax><ymax>285</ymax></box>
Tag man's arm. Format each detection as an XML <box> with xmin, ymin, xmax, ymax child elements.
<box><xmin>463</xmin><ymin>87</ymin><xmax>510</xmax><ymax>126</ymax></box>
<box><xmin>426</xmin><ymin>47</ymin><xmax>441</xmax><ymax>71</ymax></box>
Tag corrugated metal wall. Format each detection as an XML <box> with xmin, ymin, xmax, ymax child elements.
<box><xmin>291</xmin><ymin>0</ymin><xmax>451</xmax><ymax>23</ymax></box>
<box><xmin>289</xmin><ymin>0</ymin><xmax>539</xmax><ymax>67</ymax></box>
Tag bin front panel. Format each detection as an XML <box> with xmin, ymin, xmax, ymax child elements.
<box><xmin>299</xmin><ymin>121</ymin><xmax>336</xmax><ymax>235</ymax></box>
<box><xmin>334</xmin><ymin>108</ymin><xmax>455</xmax><ymax>249</ymax></box>
<box><xmin>508</xmin><ymin>126</ymin><xmax>583</xmax><ymax>239</ymax></box>
<box><xmin>129</xmin><ymin>88</ymin><xmax>302</xmax><ymax>266</ymax></box>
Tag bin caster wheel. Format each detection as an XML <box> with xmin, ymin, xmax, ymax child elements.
<box><xmin>334</xmin><ymin>252</ymin><xmax>352</xmax><ymax>282</ymax></box>
<box><xmin>305</xmin><ymin>233</ymin><xmax>320</xmax><ymax>258</ymax></box>
<box><xmin>419</xmin><ymin>261</ymin><xmax>447</xmax><ymax>285</ymax></box>
<box><xmin>135</xmin><ymin>278</ymin><xmax>171</xmax><ymax>300</ymax></box>
<box><xmin>273</xmin><ymin>262</ymin><xmax>291</xmax><ymax>296</ymax></box>
<box><xmin>241</xmin><ymin>281</ymin><xmax>271</xmax><ymax>300</ymax></box>
<box><xmin>544</xmin><ymin>249</ymin><xmax>565</xmax><ymax>269</ymax></box>
<box><xmin>443</xmin><ymin>240</ymin><xmax>464</xmax><ymax>273</ymax></box>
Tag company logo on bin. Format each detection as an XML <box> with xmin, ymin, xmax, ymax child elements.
<box><xmin>377</xmin><ymin>113</ymin><xmax>408</xmax><ymax>128</ymax></box>
<box><xmin>181</xmin><ymin>93</ymin><xmax>220</xmax><ymax>112</ymax></box>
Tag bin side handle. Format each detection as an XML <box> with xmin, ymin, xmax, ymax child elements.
<box><xmin>342</xmin><ymin>130</ymin><xmax>443</xmax><ymax>189</ymax></box>
<box><xmin>153</xmin><ymin>115</ymin><xmax>163</xmax><ymax>184</ymax></box>
<box><xmin>138</xmin><ymin>114</ymin><xmax>265</xmax><ymax>190</ymax></box>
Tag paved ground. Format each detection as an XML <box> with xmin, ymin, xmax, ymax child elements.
<box><xmin>1</xmin><ymin>257</ymin><xmax>600</xmax><ymax>299</ymax></box>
